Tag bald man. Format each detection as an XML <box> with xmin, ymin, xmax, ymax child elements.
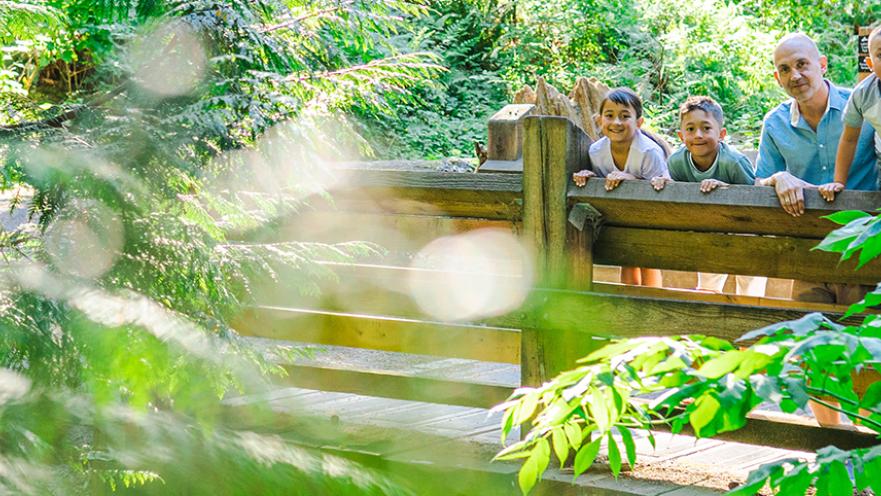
<box><xmin>755</xmin><ymin>34</ymin><xmax>879</xmax><ymax>426</ymax></box>
<box><xmin>756</xmin><ymin>33</ymin><xmax>878</xmax><ymax>218</ymax></box>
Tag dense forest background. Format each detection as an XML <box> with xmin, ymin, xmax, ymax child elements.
<box><xmin>359</xmin><ymin>0</ymin><xmax>880</xmax><ymax>158</ymax></box>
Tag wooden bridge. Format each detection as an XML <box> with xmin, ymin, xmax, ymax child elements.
<box><xmin>229</xmin><ymin>116</ymin><xmax>881</xmax><ymax>494</ymax></box>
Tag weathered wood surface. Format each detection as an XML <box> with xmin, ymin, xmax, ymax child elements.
<box><xmin>273</xmin><ymin>211</ymin><xmax>517</xmax><ymax>248</ymax></box>
<box><xmin>592</xmin><ymin>282</ymin><xmax>849</xmax><ymax>314</ymax></box>
<box><xmin>522</xmin><ymin>116</ymin><xmax>592</xmax><ymax>288</ymax></box>
<box><xmin>278</xmin><ymin>363</ymin><xmax>513</xmax><ymax>408</ymax></box>
<box><xmin>569</xmin><ymin>180</ymin><xmax>881</xmax><ymax>238</ymax></box>
<box><xmin>486</xmin><ymin>103</ymin><xmax>534</xmax><ymax>162</ymax></box>
<box><xmin>296</xmin><ymin>263</ymin><xmax>843</xmax><ymax>317</ymax></box>
<box><xmin>235</xmin><ymin>306</ymin><xmax>521</xmax><ymax>364</ymax></box>
<box><xmin>320</xmin><ymin>168</ymin><xmax>523</xmax><ymax>219</ymax></box>
<box><xmin>592</xmin><ymin>226</ymin><xmax>881</xmax><ymax>285</ymax></box>
<box><xmin>493</xmin><ymin>289</ymin><xmax>857</xmax><ymax>346</ymax></box>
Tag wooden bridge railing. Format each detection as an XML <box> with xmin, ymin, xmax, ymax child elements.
<box><xmin>233</xmin><ymin>115</ymin><xmax>881</xmax><ymax>454</ymax></box>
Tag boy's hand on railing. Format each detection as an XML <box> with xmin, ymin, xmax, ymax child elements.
<box><xmin>700</xmin><ymin>179</ymin><xmax>728</xmax><ymax>193</ymax></box>
<box><xmin>572</xmin><ymin>169</ymin><xmax>595</xmax><ymax>187</ymax></box>
<box><xmin>817</xmin><ymin>182</ymin><xmax>845</xmax><ymax>202</ymax></box>
<box><xmin>604</xmin><ymin>171</ymin><xmax>635</xmax><ymax>191</ymax></box>
<box><xmin>650</xmin><ymin>176</ymin><xmax>672</xmax><ymax>191</ymax></box>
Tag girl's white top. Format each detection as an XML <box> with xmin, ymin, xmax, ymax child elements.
<box><xmin>588</xmin><ymin>131</ymin><xmax>669</xmax><ymax>179</ymax></box>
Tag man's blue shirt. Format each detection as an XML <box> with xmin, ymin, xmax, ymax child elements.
<box><xmin>756</xmin><ymin>81</ymin><xmax>879</xmax><ymax>190</ymax></box>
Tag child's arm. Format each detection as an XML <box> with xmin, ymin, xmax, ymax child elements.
<box><xmin>818</xmin><ymin>125</ymin><xmax>861</xmax><ymax>202</ymax></box>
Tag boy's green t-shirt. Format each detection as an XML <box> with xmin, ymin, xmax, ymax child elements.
<box><xmin>667</xmin><ymin>142</ymin><xmax>756</xmax><ymax>184</ymax></box>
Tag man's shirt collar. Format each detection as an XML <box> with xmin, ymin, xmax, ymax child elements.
<box><xmin>789</xmin><ymin>80</ymin><xmax>839</xmax><ymax>127</ymax></box>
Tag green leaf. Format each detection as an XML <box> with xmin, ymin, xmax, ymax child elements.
<box><xmin>815</xmin><ymin>461</ymin><xmax>852</xmax><ymax>496</ymax></box>
<box><xmin>821</xmin><ymin>210</ymin><xmax>871</xmax><ymax>226</ymax></box>
<box><xmin>843</xmin><ymin>288</ymin><xmax>881</xmax><ymax>318</ymax></box>
<box><xmin>518</xmin><ymin>438</ymin><xmax>550</xmax><ymax>496</ymax></box>
<box><xmin>551</xmin><ymin>428</ymin><xmax>568</xmax><ymax>468</ymax></box>
<box><xmin>515</xmin><ymin>392</ymin><xmax>539</xmax><ymax>426</ymax></box>
<box><xmin>698</xmin><ymin>351</ymin><xmax>745</xmax><ymax>379</ymax></box>
<box><xmin>573</xmin><ymin>437</ymin><xmax>602</xmax><ymax>478</ymax></box>
<box><xmin>729</xmin><ymin>460</ymin><xmax>786</xmax><ymax>496</ymax></box>
<box><xmin>501</xmin><ymin>407</ymin><xmax>515</xmax><ymax>443</ymax></box>
<box><xmin>607</xmin><ymin>431</ymin><xmax>622</xmax><ymax>478</ymax></box>
<box><xmin>564</xmin><ymin>423</ymin><xmax>582</xmax><ymax>449</ymax></box>
<box><xmin>689</xmin><ymin>394</ymin><xmax>720</xmax><ymax>437</ymax></box>
<box><xmin>738</xmin><ymin>313</ymin><xmax>834</xmax><ymax>342</ymax></box>
<box><xmin>591</xmin><ymin>389</ymin><xmax>610</xmax><ymax>432</ymax></box>
<box><xmin>857</xmin><ymin>232</ymin><xmax>881</xmax><ymax>268</ymax></box>
<box><xmin>863</xmin><ymin>456</ymin><xmax>881</xmax><ymax>494</ymax></box>
<box><xmin>815</xmin><ymin>215</ymin><xmax>874</xmax><ymax>253</ymax></box>
<box><xmin>775</xmin><ymin>464</ymin><xmax>813</xmax><ymax>496</ymax></box>
<box><xmin>618</xmin><ymin>427</ymin><xmax>637</xmax><ymax>468</ymax></box>
<box><xmin>861</xmin><ymin>381</ymin><xmax>881</xmax><ymax>410</ymax></box>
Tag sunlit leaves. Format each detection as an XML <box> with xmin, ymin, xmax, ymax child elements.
<box><xmin>816</xmin><ymin>211</ymin><xmax>881</xmax><ymax>269</ymax></box>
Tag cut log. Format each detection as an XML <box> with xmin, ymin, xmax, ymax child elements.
<box><xmin>513</xmin><ymin>84</ymin><xmax>536</xmax><ymax>104</ymax></box>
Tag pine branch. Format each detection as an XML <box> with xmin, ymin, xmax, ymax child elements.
<box><xmin>0</xmin><ymin>80</ymin><xmax>129</xmax><ymax>136</ymax></box>
<box><xmin>259</xmin><ymin>3</ymin><xmax>352</xmax><ymax>33</ymax></box>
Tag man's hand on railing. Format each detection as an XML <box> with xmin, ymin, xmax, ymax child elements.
<box><xmin>604</xmin><ymin>170</ymin><xmax>636</xmax><ymax>191</ymax></box>
<box><xmin>572</xmin><ymin>169</ymin><xmax>595</xmax><ymax>187</ymax></box>
<box><xmin>758</xmin><ymin>171</ymin><xmax>814</xmax><ymax>217</ymax></box>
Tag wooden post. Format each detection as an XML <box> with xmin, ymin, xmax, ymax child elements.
<box><xmin>521</xmin><ymin>116</ymin><xmax>593</xmax><ymax>389</ymax></box>
<box><xmin>522</xmin><ymin>116</ymin><xmax>591</xmax><ymax>289</ymax></box>
<box><xmin>859</xmin><ymin>27</ymin><xmax>871</xmax><ymax>82</ymax></box>
<box><xmin>479</xmin><ymin>104</ymin><xmax>535</xmax><ymax>173</ymax></box>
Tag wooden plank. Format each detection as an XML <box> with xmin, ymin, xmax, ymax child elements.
<box><xmin>277</xmin><ymin>364</ymin><xmax>513</xmax><ymax>409</ymax></box>
<box><xmin>323</xmin><ymin>187</ymin><xmax>522</xmax><ymax>220</ymax></box>
<box><xmin>266</xmin><ymin>263</ymin><xmax>843</xmax><ymax>320</ymax></box>
<box><xmin>569</xmin><ymin>180</ymin><xmax>881</xmax><ymax>238</ymax></box>
<box><xmin>306</xmin><ymin>168</ymin><xmax>525</xmax><ymax>220</ymax></box>
<box><xmin>592</xmin><ymin>226</ymin><xmax>881</xmax><ymax>285</ymax></box>
<box><xmin>274</xmin><ymin>211</ymin><xmax>517</xmax><ymax>248</ymax></box>
<box><xmin>234</xmin><ymin>306</ymin><xmax>521</xmax><ymax>364</ymax></box>
<box><xmin>592</xmin><ymin>282</ymin><xmax>850</xmax><ymax>314</ymax></box>
<box><xmin>490</xmin><ymin>289</ymin><xmax>856</xmax><ymax>345</ymax></box>
<box><xmin>332</xmin><ymin>168</ymin><xmax>522</xmax><ymax>192</ymax></box>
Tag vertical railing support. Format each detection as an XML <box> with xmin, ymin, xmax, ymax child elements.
<box><xmin>520</xmin><ymin>116</ymin><xmax>594</xmax><ymax>389</ymax></box>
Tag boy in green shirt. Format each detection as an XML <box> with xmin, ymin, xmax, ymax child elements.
<box><xmin>651</xmin><ymin>96</ymin><xmax>764</xmax><ymax>295</ymax></box>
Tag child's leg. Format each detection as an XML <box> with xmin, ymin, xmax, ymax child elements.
<box><xmin>640</xmin><ymin>268</ymin><xmax>663</xmax><ymax>288</ymax></box>
<box><xmin>809</xmin><ymin>401</ymin><xmax>841</xmax><ymax>426</ymax></box>
<box><xmin>735</xmin><ymin>276</ymin><xmax>767</xmax><ymax>297</ymax></box>
<box><xmin>620</xmin><ymin>266</ymin><xmax>642</xmax><ymax>285</ymax></box>
<box><xmin>697</xmin><ymin>272</ymin><xmax>726</xmax><ymax>293</ymax></box>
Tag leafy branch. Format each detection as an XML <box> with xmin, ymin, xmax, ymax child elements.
<box><xmin>498</xmin><ymin>212</ymin><xmax>881</xmax><ymax>495</ymax></box>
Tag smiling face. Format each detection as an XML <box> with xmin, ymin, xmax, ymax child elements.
<box><xmin>678</xmin><ymin>109</ymin><xmax>726</xmax><ymax>166</ymax></box>
<box><xmin>599</xmin><ymin>100</ymin><xmax>643</xmax><ymax>144</ymax></box>
<box><xmin>773</xmin><ymin>35</ymin><xmax>828</xmax><ymax>103</ymax></box>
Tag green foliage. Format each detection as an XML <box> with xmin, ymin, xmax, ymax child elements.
<box><xmin>498</xmin><ymin>212</ymin><xmax>881</xmax><ymax>495</ymax></box>
<box><xmin>361</xmin><ymin>0</ymin><xmax>881</xmax><ymax>157</ymax></box>
<box><xmin>0</xmin><ymin>0</ymin><xmax>440</xmax><ymax>493</ymax></box>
